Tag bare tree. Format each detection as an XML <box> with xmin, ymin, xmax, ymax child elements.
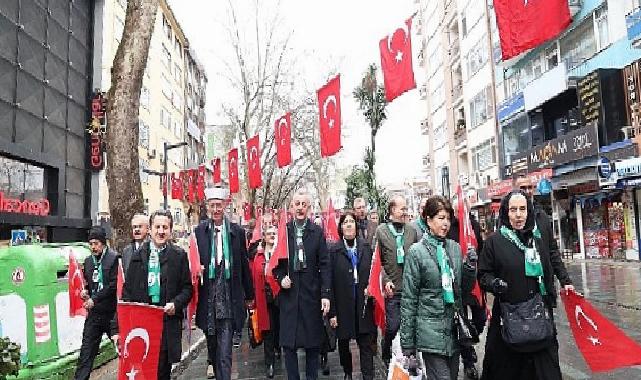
<box><xmin>105</xmin><ymin>0</ymin><xmax>158</xmax><ymax>250</ymax></box>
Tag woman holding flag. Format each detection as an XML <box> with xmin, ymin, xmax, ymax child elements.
<box><xmin>400</xmin><ymin>196</ymin><xmax>477</xmax><ymax>380</ymax></box>
<box><xmin>250</xmin><ymin>223</ymin><xmax>281</xmax><ymax>378</ymax></box>
<box><xmin>328</xmin><ymin>210</ymin><xmax>376</xmax><ymax>380</ymax></box>
<box><xmin>478</xmin><ymin>190</ymin><xmax>573</xmax><ymax>380</ymax></box>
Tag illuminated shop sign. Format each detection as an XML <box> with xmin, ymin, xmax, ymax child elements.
<box><xmin>87</xmin><ymin>92</ymin><xmax>107</xmax><ymax>171</ymax></box>
<box><xmin>0</xmin><ymin>192</ymin><xmax>50</xmax><ymax>216</ymax></box>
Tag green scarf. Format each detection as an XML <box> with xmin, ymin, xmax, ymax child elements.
<box><xmin>209</xmin><ymin>219</ymin><xmax>231</xmax><ymax>280</ymax></box>
<box><xmin>293</xmin><ymin>220</ymin><xmax>307</xmax><ymax>271</ymax></box>
<box><xmin>148</xmin><ymin>244</ymin><xmax>163</xmax><ymax>304</ymax></box>
<box><xmin>500</xmin><ymin>225</ymin><xmax>547</xmax><ymax>295</ymax></box>
<box><xmin>387</xmin><ymin>223</ymin><xmax>405</xmax><ymax>264</ymax></box>
<box><xmin>91</xmin><ymin>252</ymin><xmax>104</xmax><ymax>291</ymax></box>
<box><xmin>416</xmin><ymin>218</ymin><xmax>428</xmax><ymax>234</ymax></box>
<box><xmin>425</xmin><ymin>233</ymin><xmax>455</xmax><ymax>304</ymax></box>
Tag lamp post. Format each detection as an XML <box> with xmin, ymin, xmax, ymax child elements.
<box><xmin>144</xmin><ymin>141</ymin><xmax>188</xmax><ymax>210</ymax></box>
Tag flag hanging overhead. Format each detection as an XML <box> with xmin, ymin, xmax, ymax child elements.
<box><xmin>494</xmin><ymin>0</ymin><xmax>571</xmax><ymax>60</ymax></box>
<box><xmin>561</xmin><ymin>290</ymin><xmax>641</xmax><ymax>372</ymax></box>
<box><xmin>275</xmin><ymin>112</ymin><xmax>292</xmax><ymax>167</ymax></box>
<box><xmin>317</xmin><ymin>75</ymin><xmax>342</xmax><ymax>157</ymax></box>
<box><xmin>379</xmin><ymin>17</ymin><xmax>416</xmax><ymax>102</ymax></box>
<box><xmin>228</xmin><ymin>148</ymin><xmax>239</xmax><ymax>194</ymax></box>
<box><xmin>246</xmin><ymin>134</ymin><xmax>262</xmax><ymax>189</ymax></box>
<box><xmin>212</xmin><ymin>157</ymin><xmax>221</xmax><ymax>184</ymax></box>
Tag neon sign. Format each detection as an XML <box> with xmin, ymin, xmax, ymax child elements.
<box><xmin>0</xmin><ymin>192</ymin><xmax>50</xmax><ymax>216</ymax></box>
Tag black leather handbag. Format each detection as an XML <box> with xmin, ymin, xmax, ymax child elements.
<box><xmin>454</xmin><ymin>310</ymin><xmax>479</xmax><ymax>347</ymax></box>
<box><xmin>499</xmin><ymin>292</ymin><xmax>554</xmax><ymax>350</ymax></box>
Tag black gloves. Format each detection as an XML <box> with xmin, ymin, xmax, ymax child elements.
<box><xmin>466</xmin><ymin>247</ymin><xmax>478</xmax><ymax>264</ymax></box>
<box><xmin>492</xmin><ymin>278</ymin><xmax>508</xmax><ymax>294</ymax></box>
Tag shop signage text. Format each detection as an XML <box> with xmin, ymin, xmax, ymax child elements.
<box><xmin>0</xmin><ymin>192</ymin><xmax>50</xmax><ymax>216</ymax></box>
<box><xmin>87</xmin><ymin>92</ymin><xmax>107</xmax><ymax>172</ymax></box>
<box><xmin>577</xmin><ymin>71</ymin><xmax>601</xmax><ymax>126</ymax></box>
<box><xmin>498</xmin><ymin>92</ymin><xmax>525</xmax><ymax>122</ymax></box>
<box><xmin>488</xmin><ymin>179</ymin><xmax>513</xmax><ymax>198</ymax></box>
<box><xmin>615</xmin><ymin>157</ymin><xmax>641</xmax><ymax>178</ymax></box>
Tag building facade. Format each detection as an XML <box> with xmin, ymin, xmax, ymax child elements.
<box><xmin>92</xmin><ymin>0</ymin><xmax>207</xmax><ymax>234</ymax></box>
<box><xmin>0</xmin><ymin>1</ymin><xmax>95</xmax><ymax>243</ymax></box>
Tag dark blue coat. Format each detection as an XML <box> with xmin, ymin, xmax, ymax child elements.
<box><xmin>194</xmin><ymin>219</ymin><xmax>254</xmax><ymax>333</ymax></box>
<box><xmin>273</xmin><ymin>220</ymin><xmax>331</xmax><ymax>349</ymax></box>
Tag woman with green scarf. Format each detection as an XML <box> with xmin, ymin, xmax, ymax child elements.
<box><xmin>400</xmin><ymin>196</ymin><xmax>477</xmax><ymax>380</ymax></box>
<box><xmin>478</xmin><ymin>190</ymin><xmax>573</xmax><ymax>380</ymax></box>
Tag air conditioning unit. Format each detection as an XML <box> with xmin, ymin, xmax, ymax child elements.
<box><xmin>148</xmin><ymin>149</ymin><xmax>156</xmax><ymax>159</ymax></box>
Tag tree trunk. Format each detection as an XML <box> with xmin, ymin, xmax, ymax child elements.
<box><xmin>105</xmin><ymin>0</ymin><xmax>158</xmax><ymax>251</ymax></box>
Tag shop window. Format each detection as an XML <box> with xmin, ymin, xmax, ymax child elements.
<box><xmin>469</xmin><ymin>86</ymin><xmax>493</xmax><ymax>129</ymax></box>
<box><xmin>0</xmin><ymin>155</ymin><xmax>46</xmax><ymax>200</ymax></box>
<box><xmin>472</xmin><ymin>138</ymin><xmax>497</xmax><ymax>172</ymax></box>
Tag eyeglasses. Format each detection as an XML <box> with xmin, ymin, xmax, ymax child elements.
<box><xmin>294</xmin><ymin>201</ymin><xmax>308</xmax><ymax>207</ymax></box>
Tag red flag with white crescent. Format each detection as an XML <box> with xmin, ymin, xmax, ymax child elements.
<box><xmin>68</xmin><ymin>250</ymin><xmax>87</xmax><ymax>317</ymax></box>
<box><xmin>246</xmin><ymin>134</ymin><xmax>262</xmax><ymax>189</ymax></box>
<box><xmin>561</xmin><ymin>290</ymin><xmax>641</xmax><ymax>372</ymax></box>
<box><xmin>379</xmin><ymin>17</ymin><xmax>416</xmax><ymax>102</ymax></box>
<box><xmin>116</xmin><ymin>260</ymin><xmax>124</xmax><ymax>300</ymax></box>
<box><xmin>196</xmin><ymin>164</ymin><xmax>206</xmax><ymax>201</ymax></box>
<box><xmin>275</xmin><ymin>112</ymin><xmax>292</xmax><ymax>167</ymax></box>
<box><xmin>187</xmin><ymin>234</ymin><xmax>200</xmax><ymax>332</ymax></box>
<box><xmin>117</xmin><ymin>302</ymin><xmax>165</xmax><ymax>380</ymax></box>
<box><xmin>317</xmin><ymin>75</ymin><xmax>342</xmax><ymax>157</ymax></box>
<box><xmin>266</xmin><ymin>209</ymin><xmax>288</xmax><ymax>297</ymax></box>
<box><xmin>325</xmin><ymin>199</ymin><xmax>339</xmax><ymax>242</ymax></box>
<box><xmin>456</xmin><ymin>185</ymin><xmax>482</xmax><ymax>305</ymax></box>
<box><xmin>212</xmin><ymin>157</ymin><xmax>222</xmax><ymax>184</ymax></box>
<box><xmin>228</xmin><ymin>148</ymin><xmax>239</xmax><ymax>194</ymax></box>
<box><xmin>367</xmin><ymin>243</ymin><xmax>385</xmax><ymax>331</ymax></box>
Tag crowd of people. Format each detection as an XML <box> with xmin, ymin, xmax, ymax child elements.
<box><xmin>71</xmin><ymin>185</ymin><xmax>575</xmax><ymax>380</ymax></box>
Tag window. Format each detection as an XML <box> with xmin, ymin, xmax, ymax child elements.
<box><xmin>594</xmin><ymin>5</ymin><xmax>609</xmax><ymax>51</ymax></box>
<box><xmin>173</xmin><ymin>92</ymin><xmax>182</xmax><ymax>110</ymax></box>
<box><xmin>502</xmin><ymin>116</ymin><xmax>529</xmax><ymax>165</ymax></box>
<box><xmin>469</xmin><ymin>87</ymin><xmax>493</xmax><ymax>129</ymax></box>
<box><xmin>433</xmin><ymin>122</ymin><xmax>447</xmax><ymax>149</ymax></box>
<box><xmin>461</xmin><ymin>0</ymin><xmax>483</xmax><ymax>37</ymax></box>
<box><xmin>161</xmin><ymin>107</ymin><xmax>171</xmax><ymax>129</ymax></box>
<box><xmin>139</xmin><ymin>119</ymin><xmax>150</xmax><ymax>149</ymax></box>
<box><xmin>465</xmin><ymin>35</ymin><xmax>488</xmax><ymax>78</ymax></box>
<box><xmin>545</xmin><ymin>45</ymin><xmax>559</xmax><ymax>71</ymax></box>
<box><xmin>559</xmin><ymin>16</ymin><xmax>596</xmax><ymax>70</ymax></box>
<box><xmin>162</xmin><ymin>75</ymin><xmax>172</xmax><ymax>100</ymax></box>
<box><xmin>161</xmin><ymin>44</ymin><xmax>171</xmax><ymax>68</ymax></box>
<box><xmin>139</xmin><ymin>159</ymin><xmax>149</xmax><ymax>184</ymax></box>
<box><xmin>174</xmin><ymin>119</ymin><xmax>181</xmax><ymax>137</ymax></box>
<box><xmin>0</xmin><ymin>156</ymin><xmax>46</xmax><ymax>199</ymax></box>
<box><xmin>140</xmin><ymin>86</ymin><xmax>150</xmax><ymax>109</ymax></box>
<box><xmin>163</xmin><ymin>14</ymin><xmax>172</xmax><ymax>40</ymax></box>
<box><xmin>472</xmin><ymin>138</ymin><xmax>497</xmax><ymax>171</ymax></box>
<box><xmin>430</xmin><ymin>82</ymin><xmax>445</xmax><ymax>112</ymax></box>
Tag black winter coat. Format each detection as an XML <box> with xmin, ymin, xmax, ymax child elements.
<box><xmin>328</xmin><ymin>239</ymin><xmax>376</xmax><ymax>340</ymax></box>
<box><xmin>274</xmin><ymin>220</ymin><xmax>331</xmax><ymax>349</ymax></box>
<box><xmin>194</xmin><ymin>220</ymin><xmax>254</xmax><ymax>333</ymax></box>
<box><xmin>120</xmin><ymin>242</ymin><xmax>193</xmax><ymax>363</ymax></box>
<box><xmin>83</xmin><ymin>248</ymin><xmax>118</xmax><ymax>316</ymax></box>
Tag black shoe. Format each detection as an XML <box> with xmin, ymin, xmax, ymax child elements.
<box><xmin>266</xmin><ymin>364</ymin><xmax>274</xmax><ymax>379</ymax></box>
<box><xmin>343</xmin><ymin>373</ymin><xmax>352</xmax><ymax>380</ymax></box>
<box><xmin>321</xmin><ymin>353</ymin><xmax>330</xmax><ymax>375</ymax></box>
<box><xmin>464</xmin><ymin>367</ymin><xmax>479</xmax><ymax>380</ymax></box>
<box><xmin>275</xmin><ymin>349</ymin><xmax>281</xmax><ymax>360</ymax></box>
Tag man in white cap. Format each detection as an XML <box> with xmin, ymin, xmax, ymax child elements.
<box><xmin>194</xmin><ymin>186</ymin><xmax>255</xmax><ymax>379</ymax></box>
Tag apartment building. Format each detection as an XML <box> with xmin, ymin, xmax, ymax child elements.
<box><xmin>92</xmin><ymin>0</ymin><xmax>207</xmax><ymax>233</ymax></box>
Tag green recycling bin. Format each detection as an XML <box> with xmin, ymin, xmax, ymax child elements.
<box><xmin>0</xmin><ymin>243</ymin><xmax>116</xmax><ymax>379</ymax></box>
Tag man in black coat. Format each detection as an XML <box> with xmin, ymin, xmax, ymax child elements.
<box><xmin>274</xmin><ymin>189</ymin><xmax>331</xmax><ymax>380</ymax></box>
<box><xmin>195</xmin><ymin>187</ymin><xmax>254</xmax><ymax>380</ymax></box>
<box><xmin>115</xmin><ymin>210</ymin><xmax>193</xmax><ymax>380</ymax></box>
<box><xmin>120</xmin><ymin>213</ymin><xmax>149</xmax><ymax>277</ymax></box>
<box><xmin>73</xmin><ymin>226</ymin><xmax>118</xmax><ymax>380</ymax></box>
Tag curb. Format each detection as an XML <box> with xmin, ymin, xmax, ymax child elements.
<box><xmin>171</xmin><ymin>335</ymin><xmax>207</xmax><ymax>378</ymax></box>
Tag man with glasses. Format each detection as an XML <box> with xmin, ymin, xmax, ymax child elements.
<box><xmin>194</xmin><ymin>187</ymin><xmax>255</xmax><ymax>380</ymax></box>
<box><xmin>273</xmin><ymin>188</ymin><xmax>331</xmax><ymax>380</ymax></box>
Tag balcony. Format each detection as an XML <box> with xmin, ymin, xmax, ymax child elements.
<box><xmin>454</xmin><ymin>119</ymin><xmax>467</xmax><ymax>149</ymax></box>
<box><xmin>451</xmin><ymin>82</ymin><xmax>463</xmax><ymax>102</ymax></box>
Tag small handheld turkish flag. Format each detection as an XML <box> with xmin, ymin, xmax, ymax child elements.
<box><xmin>325</xmin><ymin>199</ymin><xmax>339</xmax><ymax>242</ymax></box>
<box><xmin>561</xmin><ymin>290</ymin><xmax>641</xmax><ymax>372</ymax></box>
<box><xmin>117</xmin><ymin>302</ymin><xmax>164</xmax><ymax>380</ymax></box>
<box><xmin>275</xmin><ymin>112</ymin><xmax>292</xmax><ymax>167</ymax></box>
<box><xmin>266</xmin><ymin>209</ymin><xmax>289</xmax><ymax>297</ymax></box>
<box><xmin>228</xmin><ymin>148</ymin><xmax>239</xmax><ymax>194</ymax></box>
<box><xmin>494</xmin><ymin>0</ymin><xmax>571</xmax><ymax>60</ymax></box>
<box><xmin>186</xmin><ymin>234</ymin><xmax>200</xmax><ymax>333</ymax></box>
<box><xmin>366</xmin><ymin>243</ymin><xmax>386</xmax><ymax>331</ymax></box>
<box><xmin>456</xmin><ymin>185</ymin><xmax>483</xmax><ymax>306</ymax></box>
<box><xmin>246</xmin><ymin>135</ymin><xmax>262</xmax><ymax>189</ymax></box>
<box><xmin>379</xmin><ymin>17</ymin><xmax>416</xmax><ymax>102</ymax></box>
<box><xmin>212</xmin><ymin>157</ymin><xmax>221</xmax><ymax>184</ymax></box>
<box><xmin>317</xmin><ymin>75</ymin><xmax>342</xmax><ymax>157</ymax></box>
<box><xmin>68</xmin><ymin>249</ymin><xmax>86</xmax><ymax>317</ymax></box>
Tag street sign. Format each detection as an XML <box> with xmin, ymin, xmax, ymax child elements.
<box><xmin>11</xmin><ymin>230</ymin><xmax>27</xmax><ymax>246</ymax></box>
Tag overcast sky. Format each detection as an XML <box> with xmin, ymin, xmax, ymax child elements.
<box><xmin>169</xmin><ymin>0</ymin><xmax>426</xmax><ymax>187</ymax></box>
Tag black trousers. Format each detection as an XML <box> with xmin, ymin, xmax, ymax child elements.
<box><xmin>284</xmin><ymin>347</ymin><xmax>320</xmax><ymax>380</ymax></box>
<box><xmin>461</xmin><ymin>302</ymin><xmax>487</xmax><ymax>368</ymax></box>
<box><xmin>157</xmin><ymin>333</ymin><xmax>171</xmax><ymax>380</ymax></box>
<box><xmin>263</xmin><ymin>300</ymin><xmax>281</xmax><ymax>366</ymax></box>
<box><xmin>74</xmin><ymin>312</ymin><xmax>113</xmax><ymax>380</ymax></box>
<box><xmin>382</xmin><ymin>294</ymin><xmax>401</xmax><ymax>361</ymax></box>
<box><xmin>338</xmin><ymin>333</ymin><xmax>376</xmax><ymax>380</ymax></box>
<box><xmin>206</xmin><ymin>318</ymin><xmax>233</xmax><ymax>380</ymax></box>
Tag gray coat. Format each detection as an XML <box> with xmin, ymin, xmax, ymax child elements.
<box><xmin>375</xmin><ymin>222</ymin><xmax>418</xmax><ymax>295</ymax></box>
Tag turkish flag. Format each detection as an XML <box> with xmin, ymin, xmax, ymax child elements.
<box><xmin>379</xmin><ymin>17</ymin><xmax>416</xmax><ymax>102</ymax></box>
<box><xmin>117</xmin><ymin>302</ymin><xmax>164</xmax><ymax>380</ymax></box>
<box><xmin>367</xmin><ymin>244</ymin><xmax>386</xmax><ymax>331</ymax></box>
<box><xmin>317</xmin><ymin>75</ymin><xmax>342</xmax><ymax>157</ymax></box>
<box><xmin>275</xmin><ymin>112</ymin><xmax>292</xmax><ymax>167</ymax></box>
<box><xmin>180</xmin><ymin>170</ymin><xmax>188</xmax><ymax>201</ymax></box>
<box><xmin>170</xmin><ymin>173</ymin><xmax>180</xmax><ymax>200</ymax></box>
<box><xmin>161</xmin><ymin>174</ymin><xmax>168</xmax><ymax>197</ymax></box>
<box><xmin>68</xmin><ymin>251</ymin><xmax>86</xmax><ymax>317</ymax></box>
<box><xmin>212</xmin><ymin>158</ymin><xmax>221</xmax><ymax>184</ymax></box>
<box><xmin>187</xmin><ymin>169</ymin><xmax>197</xmax><ymax>203</ymax></box>
<box><xmin>228</xmin><ymin>148</ymin><xmax>239</xmax><ymax>194</ymax></box>
<box><xmin>243</xmin><ymin>202</ymin><xmax>252</xmax><ymax>223</ymax></box>
<box><xmin>251</xmin><ymin>209</ymin><xmax>263</xmax><ymax>244</ymax></box>
<box><xmin>186</xmin><ymin>234</ymin><xmax>200</xmax><ymax>332</ymax></box>
<box><xmin>494</xmin><ymin>0</ymin><xmax>571</xmax><ymax>60</ymax></box>
<box><xmin>196</xmin><ymin>164</ymin><xmax>206</xmax><ymax>201</ymax></box>
<box><xmin>246</xmin><ymin>134</ymin><xmax>262</xmax><ymax>189</ymax></box>
<box><xmin>561</xmin><ymin>290</ymin><xmax>641</xmax><ymax>372</ymax></box>
<box><xmin>456</xmin><ymin>185</ymin><xmax>483</xmax><ymax>306</ymax></box>
<box><xmin>325</xmin><ymin>199</ymin><xmax>339</xmax><ymax>242</ymax></box>
<box><xmin>266</xmin><ymin>209</ymin><xmax>288</xmax><ymax>297</ymax></box>
<box><xmin>116</xmin><ymin>260</ymin><xmax>124</xmax><ymax>299</ymax></box>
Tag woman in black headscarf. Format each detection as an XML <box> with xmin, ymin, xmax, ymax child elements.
<box><xmin>478</xmin><ymin>190</ymin><xmax>573</xmax><ymax>380</ymax></box>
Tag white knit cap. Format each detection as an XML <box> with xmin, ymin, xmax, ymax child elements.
<box><xmin>204</xmin><ymin>187</ymin><xmax>229</xmax><ymax>200</ymax></box>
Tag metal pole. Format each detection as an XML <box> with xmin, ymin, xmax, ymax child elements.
<box><xmin>163</xmin><ymin>141</ymin><xmax>168</xmax><ymax>210</ymax></box>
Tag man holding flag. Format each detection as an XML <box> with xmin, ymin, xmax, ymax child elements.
<box><xmin>195</xmin><ymin>186</ymin><xmax>255</xmax><ymax>380</ymax></box>
<box><xmin>73</xmin><ymin>226</ymin><xmax>118</xmax><ymax>380</ymax></box>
